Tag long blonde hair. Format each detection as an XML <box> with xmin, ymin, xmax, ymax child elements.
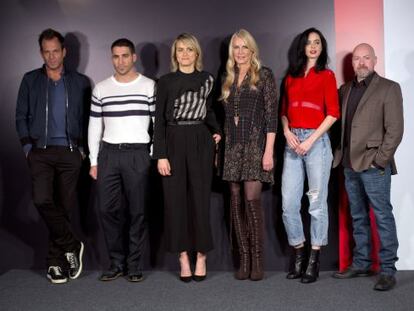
<box><xmin>170</xmin><ymin>33</ymin><xmax>203</xmax><ymax>72</ymax></box>
<box><xmin>220</xmin><ymin>29</ymin><xmax>262</xmax><ymax>102</ymax></box>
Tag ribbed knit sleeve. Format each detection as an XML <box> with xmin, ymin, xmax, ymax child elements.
<box><xmin>88</xmin><ymin>86</ymin><xmax>103</xmax><ymax>166</ymax></box>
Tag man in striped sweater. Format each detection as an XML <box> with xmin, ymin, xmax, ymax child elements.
<box><xmin>88</xmin><ymin>38</ymin><xmax>155</xmax><ymax>282</ymax></box>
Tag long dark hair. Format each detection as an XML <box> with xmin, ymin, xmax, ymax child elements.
<box><xmin>287</xmin><ymin>27</ymin><xmax>328</xmax><ymax>77</ymax></box>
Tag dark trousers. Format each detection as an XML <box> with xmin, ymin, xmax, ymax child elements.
<box><xmin>28</xmin><ymin>146</ymin><xmax>82</xmax><ymax>268</ymax></box>
<box><xmin>97</xmin><ymin>143</ymin><xmax>150</xmax><ymax>274</ymax></box>
<box><xmin>162</xmin><ymin>124</ymin><xmax>215</xmax><ymax>253</ymax></box>
<box><xmin>344</xmin><ymin>165</ymin><xmax>399</xmax><ymax>276</ymax></box>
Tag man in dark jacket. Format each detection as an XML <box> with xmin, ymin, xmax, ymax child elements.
<box><xmin>15</xmin><ymin>28</ymin><xmax>91</xmax><ymax>284</ymax></box>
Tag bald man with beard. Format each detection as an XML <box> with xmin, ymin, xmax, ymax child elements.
<box><xmin>332</xmin><ymin>43</ymin><xmax>404</xmax><ymax>291</ymax></box>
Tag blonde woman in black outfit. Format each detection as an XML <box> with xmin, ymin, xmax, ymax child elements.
<box><xmin>153</xmin><ymin>33</ymin><xmax>221</xmax><ymax>282</ymax></box>
<box><xmin>221</xmin><ymin>29</ymin><xmax>278</xmax><ymax>281</ymax></box>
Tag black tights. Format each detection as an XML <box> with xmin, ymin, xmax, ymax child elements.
<box><xmin>229</xmin><ymin>181</ymin><xmax>262</xmax><ymax>202</ymax></box>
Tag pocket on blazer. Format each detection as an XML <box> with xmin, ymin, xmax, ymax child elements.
<box><xmin>366</xmin><ymin>140</ymin><xmax>381</xmax><ymax>148</ymax></box>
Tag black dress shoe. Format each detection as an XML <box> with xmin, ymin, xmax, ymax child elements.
<box><xmin>192</xmin><ymin>274</ymin><xmax>207</xmax><ymax>282</ymax></box>
<box><xmin>332</xmin><ymin>267</ymin><xmax>373</xmax><ymax>279</ymax></box>
<box><xmin>100</xmin><ymin>267</ymin><xmax>124</xmax><ymax>281</ymax></box>
<box><xmin>179</xmin><ymin>275</ymin><xmax>192</xmax><ymax>283</ymax></box>
<box><xmin>127</xmin><ymin>273</ymin><xmax>144</xmax><ymax>282</ymax></box>
<box><xmin>374</xmin><ymin>275</ymin><xmax>396</xmax><ymax>291</ymax></box>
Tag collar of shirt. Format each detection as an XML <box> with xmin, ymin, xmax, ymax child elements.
<box><xmin>352</xmin><ymin>71</ymin><xmax>375</xmax><ymax>88</ymax></box>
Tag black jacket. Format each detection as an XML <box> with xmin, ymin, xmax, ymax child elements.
<box><xmin>16</xmin><ymin>66</ymin><xmax>91</xmax><ymax>149</ymax></box>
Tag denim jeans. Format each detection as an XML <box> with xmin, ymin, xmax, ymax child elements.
<box><xmin>282</xmin><ymin>129</ymin><xmax>333</xmax><ymax>246</ymax></box>
<box><xmin>344</xmin><ymin>165</ymin><xmax>399</xmax><ymax>276</ymax></box>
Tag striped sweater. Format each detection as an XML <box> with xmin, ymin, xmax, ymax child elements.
<box><xmin>153</xmin><ymin>70</ymin><xmax>221</xmax><ymax>159</ymax></box>
<box><xmin>88</xmin><ymin>74</ymin><xmax>155</xmax><ymax>165</ymax></box>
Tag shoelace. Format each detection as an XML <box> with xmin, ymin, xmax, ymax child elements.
<box><xmin>49</xmin><ymin>266</ymin><xmax>63</xmax><ymax>276</ymax></box>
<box><xmin>65</xmin><ymin>252</ymin><xmax>77</xmax><ymax>269</ymax></box>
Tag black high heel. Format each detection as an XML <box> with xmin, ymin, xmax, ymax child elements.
<box><xmin>193</xmin><ymin>253</ymin><xmax>207</xmax><ymax>282</ymax></box>
<box><xmin>179</xmin><ymin>275</ymin><xmax>192</xmax><ymax>283</ymax></box>
<box><xmin>286</xmin><ymin>246</ymin><xmax>306</xmax><ymax>279</ymax></box>
<box><xmin>179</xmin><ymin>253</ymin><xmax>192</xmax><ymax>283</ymax></box>
<box><xmin>192</xmin><ymin>274</ymin><xmax>206</xmax><ymax>282</ymax></box>
<box><xmin>301</xmin><ymin>249</ymin><xmax>320</xmax><ymax>284</ymax></box>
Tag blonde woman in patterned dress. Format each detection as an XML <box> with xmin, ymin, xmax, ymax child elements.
<box><xmin>220</xmin><ymin>29</ymin><xmax>278</xmax><ymax>281</ymax></box>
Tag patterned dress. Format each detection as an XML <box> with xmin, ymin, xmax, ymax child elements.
<box><xmin>222</xmin><ymin>67</ymin><xmax>278</xmax><ymax>184</ymax></box>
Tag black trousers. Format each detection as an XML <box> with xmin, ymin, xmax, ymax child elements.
<box><xmin>162</xmin><ymin>124</ymin><xmax>215</xmax><ymax>253</ymax></box>
<box><xmin>97</xmin><ymin>143</ymin><xmax>150</xmax><ymax>274</ymax></box>
<box><xmin>28</xmin><ymin>146</ymin><xmax>82</xmax><ymax>268</ymax></box>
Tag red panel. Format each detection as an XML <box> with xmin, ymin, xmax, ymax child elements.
<box><xmin>334</xmin><ymin>0</ymin><xmax>384</xmax><ymax>85</ymax></box>
<box><xmin>334</xmin><ymin>0</ymin><xmax>383</xmax><ymax>272</ymax></box>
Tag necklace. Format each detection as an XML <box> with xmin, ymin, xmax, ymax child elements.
<box><xmin>234</xmin><ymin>88</ymin><xmax>240</xmax><ymax>126</ymax></box>
<box><xmin>234</xmin><ymin>72</ymin><xmax>248</xmax><ymax>126</ymax></box>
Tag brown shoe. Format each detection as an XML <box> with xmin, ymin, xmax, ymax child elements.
<box><xmin>100</xmin><ymin>266</ymin><xmax>124</xmax><ymax>281</ymax></box>
<box><xmin>332</xmin><ymin>267</ymin><xmax>373</xmax><ymax>279</ymax></box>
<box><xmin>127</xmin><ymin>273</ymin><xmax>144</xmax><ymax>282</ymax></box>
<box><xmin>374</xmin><ymin>275</ymin><xmax>396</xmax><ymax>291</ymax></box>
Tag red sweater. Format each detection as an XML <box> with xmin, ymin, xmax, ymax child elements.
<box><xmin>281</xmin><ymin>68</ymin><xmax>340</xmax><ymax>129</ymax></box>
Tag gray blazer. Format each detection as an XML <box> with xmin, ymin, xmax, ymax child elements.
<box><xmin>333</xmin><ymin>72</ymin><xmax>404</xmax><ymax>174</ymax></box>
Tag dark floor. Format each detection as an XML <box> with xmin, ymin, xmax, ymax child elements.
<box><xmin>0</xmin><ymin>270</ymin><xmax>413</xmax><ymax>311</ymax></box>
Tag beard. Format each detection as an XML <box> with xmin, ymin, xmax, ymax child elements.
<box><xmin>355</xmin><ymin>66</ymin><xmax>373</xmax><ymax>80</ymax></box>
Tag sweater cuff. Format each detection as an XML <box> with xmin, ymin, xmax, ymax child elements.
<box><xmin>89</xmin><ymin>156</ymin><xmax>98</xmax><ymax>166</ymax></box>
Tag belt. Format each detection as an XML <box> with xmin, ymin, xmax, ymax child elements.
<box><xmin>33</xmin><ymin>145</ymin><xmax>72</xmax><ymax>150</ymax></box>
<box><xmin>167</xmin><ymin>120</ymin><xmax>204</xmax><ymax>126</ymax></box>
<box><xmin>102</xmin><ymin>141</ymin><xmax>148</xmax><ymax>150</ymax></box>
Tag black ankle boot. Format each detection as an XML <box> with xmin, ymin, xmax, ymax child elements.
<box><xmin>286</xmin><ymin>246</ymin><xmax>306</xmax><ymax>279</ymax></box>
<box><xmin>301</xmin><ymin>249</ymin><xmax>320</xmax><ymax>284</ymax></box>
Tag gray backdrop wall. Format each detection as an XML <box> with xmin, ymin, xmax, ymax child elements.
<box><xmin>0</xmin><ymin>0</ymin><xmax>339</xmax><ymax>272</ymax></box>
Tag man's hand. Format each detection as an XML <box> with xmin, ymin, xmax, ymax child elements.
<box><xmin>89</xmin><ymin>166</ymin><xmax>98</xmax><ymax>180</ymax></box>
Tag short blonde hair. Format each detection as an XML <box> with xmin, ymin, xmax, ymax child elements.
<box><xmin>220</xmin><ymin>29</ymin><xmax>262</xmax><ymax>102</ymax></box>
<box><xmin>170</xmin><ymin>33</ymin><xmax>203</xmax><ymax>72</ymax></box>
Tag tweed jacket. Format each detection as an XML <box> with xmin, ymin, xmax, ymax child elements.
<box><xmin>333</xmin><ymin>72</ymin><xmax>404</xmax><ymax>174</ymax></box>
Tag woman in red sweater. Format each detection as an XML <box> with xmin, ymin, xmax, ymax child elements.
<box><xmin>281</xmin><ymin>28</ymin><xmax>340</xmax><ymax>283</ymax></box>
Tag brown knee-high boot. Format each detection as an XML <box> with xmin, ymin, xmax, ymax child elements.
<box><xmin>246</xmin><ymin>199</ymin><xmax>264</xmax><ymax>281</ymax></box>
<box><xmin>231</xmin><ymin>193</ymin><xmax>250</xmax><ymax>280</ymax></box>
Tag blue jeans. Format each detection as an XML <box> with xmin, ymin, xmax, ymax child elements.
<box><xmin>344</xmin><ymin>165</ymin><xmax>399</xmax><ymax>276</ymax></box>
<box><xmin>282</xmin><ymin>129</ymin><xmax>333</xmax><ymax>246</ymax></box>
